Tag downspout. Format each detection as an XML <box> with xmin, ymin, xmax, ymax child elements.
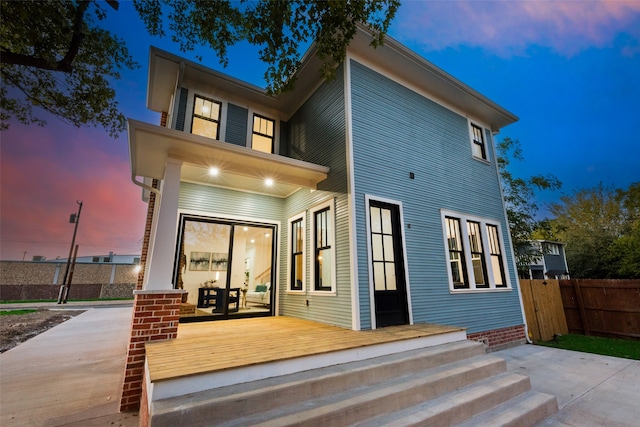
<box><xmin>131</xmin><ymin>174</ymin><xmax>161</xmax><ymax>197</ymax></box>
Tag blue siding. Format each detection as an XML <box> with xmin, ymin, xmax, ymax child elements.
<box><xmin>226</xmin><ymin>103</ymin><xmax>248</xmax><ymax>147</ymax></box>
<box><xmin>175</xmin><ymin>87</ymin><xmax>188</xmax><ymax>131</ymax></box>
<box><xmin>349</xmin><ymin>59</ymin><xmax>522</xmax><ymax>333</ymax></box>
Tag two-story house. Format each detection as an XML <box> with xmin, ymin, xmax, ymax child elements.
<box><xmin>525</xmin><ymin>240</ymin><xmax>570</xmax><ymax>280</ymax></box>
<box><xmin>127</xmin><ymin>26</ymin><xmax>527</xmax><ymax>344</ymax></box>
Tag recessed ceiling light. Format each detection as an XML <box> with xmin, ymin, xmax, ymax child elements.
<box><xmin>209</xmin><ymin>167</ymin><xmax>219</xmax><ymax>176</ymax></box>
<box><xmin>264</xmin><ymin>233</ymin><xmax>270</xmax><ymax>237</ymax></box>
<box><xmin>243</xmin><ymin>227</ymin><xmax>248</xmax><ymax>231</ymax></box>
<box><xmin>265</xmin><ymin>178</ymin><xmax>274</xmax><ymax>186</ymax></box>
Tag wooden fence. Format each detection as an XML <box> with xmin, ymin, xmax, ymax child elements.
<box><xmin>559</xmin><ymin>279</ymin><xmax>640</xmax><ymax>340</ymax></box>
<box><xmin>520</xmin><ymin>279</ymin><xmax>568</xmax><ymax>342</ymax></box>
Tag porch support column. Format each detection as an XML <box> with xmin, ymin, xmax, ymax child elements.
<box><xmin>120</xmin><ymin>158</ymin><xmax>185</xmax><ymax>413</ymax></box>
<box><xmin>144</xmin><ymin>158</ymin><xmax>182</xmax><ymax>290</ymax></box>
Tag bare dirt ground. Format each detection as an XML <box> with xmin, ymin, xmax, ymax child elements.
<box><xmin>0</xmin><ymin>309</ymin><xmax>85</xmax><ymax>353</ymax></box>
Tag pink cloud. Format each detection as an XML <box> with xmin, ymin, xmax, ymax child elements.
<box><xmin>393</xmin><ymin>0</ymin><xmax>640</xmax><ymax>57</ymax></box>
<box><xmin>1</xmin><ymin>121</ymin><xmax>148</xmax><ymax>260</ymax></box>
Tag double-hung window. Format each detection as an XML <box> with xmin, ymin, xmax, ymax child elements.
<box><xmin>192</xmin><ymin>95</ymin><xmax>222</xmax><ymax>139</ymax></box>
<box><xmin>252</xmin><ymin>114</ymin><xmax>275</xmax><ymax>153</ymax></box>
<box><xmin>288</xmin><ymin>214</ymin><xmax>305</xmax><ymax>292</ymax></box>
<box><xmin>442</xmin><ymin>211</ymin><xmax>511</xmax><ymax>291</ymax></box>
<box><xmin>311</xmin><ymin>200</ymin><xmax>335</xmax><ymax>292</ymax></box>
<box><xmin>470</xmin><ymin>123</ymin><xmax>487</xmax><ymax>160</ymax></box>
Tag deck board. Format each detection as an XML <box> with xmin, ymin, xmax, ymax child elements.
<box><xmin>146</xmin><ymin>317</ymin><xmax>465</xmax><ymax>382</ymax></box>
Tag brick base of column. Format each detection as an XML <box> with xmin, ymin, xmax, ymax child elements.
<box><xmin>467</xmin><ymin>324</ymin><xmax>527</xmax><ymax>352</ymax></box>
<box><xmin>120</xmin><ymin>290</ymin><xmax>185</xmax><ymax>412</ymax></box>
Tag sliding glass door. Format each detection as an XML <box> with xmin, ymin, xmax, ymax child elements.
<box><xmin>175</xmin><ymin>215</ymin><xmax>276</xmax><ymax>321</ymax></box>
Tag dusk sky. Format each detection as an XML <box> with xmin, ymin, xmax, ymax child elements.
<box><xmin>1</xmin><ymin>0</ymin><xmax>639</xmax><ymax>261</ymax></box>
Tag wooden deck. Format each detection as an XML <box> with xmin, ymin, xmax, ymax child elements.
<box><xmin>145</xmin><ymin>316</ymin><xmax>465</xmax><ymax>382</ymax></box>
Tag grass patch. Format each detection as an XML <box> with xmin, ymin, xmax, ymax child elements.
<box><xmin>1</xmin><ymin>309</ymin><xmax>38</xmax><ymax>316</ymax></box>
<box><xmin>538</xmin><ymin>334</ymin><xmax>640</xmax><ymax>360</ymax></box>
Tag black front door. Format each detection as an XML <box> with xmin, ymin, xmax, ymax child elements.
<box><xmin>369</xmin><ymin>200</ymin><xmax>409</xmax><ymax>327</ymax></box>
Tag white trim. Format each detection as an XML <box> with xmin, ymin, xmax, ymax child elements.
<box><xmin>344</xmin><ymin>55</ymin><xmax>361</xmax><ymax>331</ymax></box>
<box><xmin>468</xmin><ymin>119</ymin><xmax>490</xmax><ymax>162</ymax></box>
<box><xmin>309</xmin><ymin>199</ymin><xmax>337</xmax><ymax>295</ymax></box>
<box><xmin>286</xmin><ymin>212</ymin><xmax>306</xmax><ymax>294</ymax></box>
<box><xmin>365</xmin><ymin>194</ymin><xmax>413</xmax><ymax>330</ymax></box>
<box><xmin>347</xmin><ymin>55</ymin><xmax>495</xmax><ymax>133</ymax></box>
<box><xmin>440</xmin><ymin>209</ymin><xmax>513</xmax><ymax>293</ymax></box>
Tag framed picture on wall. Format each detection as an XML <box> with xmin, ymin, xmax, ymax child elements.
<box><xmin>211</xmin><ymin>252</ymin><xmax>228</xmax><ymax>271</ymax></box>
<box><xmin>189</xmin><ymin>252</ymin><xmax>211</xmax><ymax>271</ymax></box>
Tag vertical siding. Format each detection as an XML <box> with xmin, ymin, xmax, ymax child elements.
<box><xmin>279</xmin><ymin>63</ymin><xmax>352</xmax><ymax>328</ymax></box>
<box><xmin>349</xmin><ymin>59</ymin><xmax>522</xmax><ymax>333</ymax></box>
<box><xmin>226</xmin><ymin>103</ymin><xmax>249</xmax><ymax>147</ymax></box>
<box><xmin>175</xmin><ymin>87</ymin><xmax>188</xmax><ymax>131</ymax></box>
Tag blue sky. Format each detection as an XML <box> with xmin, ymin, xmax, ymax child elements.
<box><xmin>1</xmin><ymin>0</ymin><xmax>639</xmax><ymax>261</ymax></box>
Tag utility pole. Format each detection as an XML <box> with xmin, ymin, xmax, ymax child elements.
<box><xmin>58</xmin><ymin>201</ymin><xmax>83</xmax><ymax>304</ymax></box>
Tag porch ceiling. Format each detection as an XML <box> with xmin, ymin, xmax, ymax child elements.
<box><xmin>128</xmin><ymin>119</ymin><xmax>329</xmax><ymax>198</ymax></box>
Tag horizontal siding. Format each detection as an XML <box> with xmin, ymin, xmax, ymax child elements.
<box><xmin>225</xmin><ymin>103</ymin><xmax>248</xmax><ymax>147</ymax></box>
<box><xmin>350</xmin><ymin>59</ymin><xmax>522</xmax><ymax>333</ymax></box>
<box><xmin>280</xmin><ymin>190</ymin><xmax>352</xmax><ymax>329</ymax></box>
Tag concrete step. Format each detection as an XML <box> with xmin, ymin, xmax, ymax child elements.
<box><xmin>358</xmin><ymin>372</ymin><xmax>532</xmax><ymax>427</ymax></box>
<box><xmin>151</xmin><ymin>340</ymin><xmax>486</xmax><ymax>426</ymax></box>
<box><xmin>458</xmin><ymin>390</ymin><xmax>558</xmax><ymax>427</ymax></box>
<box><xmin>223</xmin><ymin>355</ymin><xmax>506</xmax><ymax>427</ymax></box>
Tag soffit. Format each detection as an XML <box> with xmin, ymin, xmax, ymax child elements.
<box><xmin>128</xmin><ymin>119</ymin><xmax>329</xmax><ymax>198</ymax></box>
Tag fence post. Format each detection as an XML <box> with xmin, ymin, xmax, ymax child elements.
<box><xmin>572</xmin><ymin>280</ymin><xmax>590</xmax><ymax>336</ymax></box>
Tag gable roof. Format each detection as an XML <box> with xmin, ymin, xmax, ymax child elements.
<box><xmin>147</xmin><ymin>25</ymin><xmax>517</xmax><ymax>131</ymax></box>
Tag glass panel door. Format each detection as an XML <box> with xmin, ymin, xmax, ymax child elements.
<box><xmin>175</xmin><ymin>215</ymin><xmax>275</xmax><ymax>321</ymax></box>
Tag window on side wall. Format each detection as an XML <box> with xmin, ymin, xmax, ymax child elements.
<box><xmin>442</xmin><ymin>211</ymin><xmax>511</xmax><ymax>291</ymax></box>
<box><xmin>311</xmin><ymin>200</ymin><xmax>335</xmax><ymax>293</ymax></box>
<box><xmin>288</xmin><ymin>213</ymin><xmax>305</xmax><ymax>292</ymax></box>
<box><xmin>192</xmin><ymin>95</ymin><xmax>221</xmax><ymax>139</ymax></box>
<box><xmin>252</xmin><ymin>114</ymin><xmax>275</xmax><ymax>153</ymax></box>
<box><xmin>470</xmin><ymin>123</ymin><xmax>487</xmax><ymax>160</ymax></box>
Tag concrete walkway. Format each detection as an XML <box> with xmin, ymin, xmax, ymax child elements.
<box><xmin>1</xmin><ymin>305</ymin><xmax>638</xmax><ymax>426</ymax></box>
<box><xmin>0</xmin><ymin>306</ymin><xmax>138</xmax><ymax>426</ymax></box>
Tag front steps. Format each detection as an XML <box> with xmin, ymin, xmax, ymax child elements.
<box><xmin>149</xmin><ymin>340</ymin><xmax>557</xmax><ymax>426</ymax></box>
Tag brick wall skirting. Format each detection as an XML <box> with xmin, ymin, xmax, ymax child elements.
<box><xmin>119</xmin><ymin>290</ymin><xmax>185</xmax><ymax>412</ymax></box>
<box><xmin>467</xmin><ymin>324</ymin><xmax>527</xmax><ymax>352</ymax></box>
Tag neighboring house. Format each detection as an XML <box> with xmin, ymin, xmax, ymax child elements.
<box><xmin>127</xmin><ymin>26</ymin><xmax>527</xmax><ymax>343</ymax></box>
<box><xmin>44</xmin><ymin>252</ymin><xmax>141</xmax><ymax>265</ymax></box>
<box><xmin>525</xmin><ymin>240</ymin><xmax>570</xmax><ymax>280</ymax></box>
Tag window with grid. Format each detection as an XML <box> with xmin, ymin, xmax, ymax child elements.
<box><xmin>314</xmin><ymin>207</ymin><xmax>332</xmax><ymax>291</ymax></box>
<box><xmin>192</xmin><ymin>95</ymin><xmax>221</xmax><ymax>139</ymax></box>
<box><xmin>290</xmin><ymin>217</ymin><xmax>304</xmax><ymax>291</ymax></box>
<box><xmin>470</xmin><ymin>123</ymin><xmax>487</xmax><ymax>160</ymax></box>
<box><xmin>252</xmin><ymin>114</ymin><xmax>275</xmax><ymax>153</ymax></box>
<box><xmin>486</xmin><ymin>224</ymin><xmax>507</xmax><ymax>287</ymax></box>
<box><xmin>442</xmin><ymin>212</ymin><xmax>511</xmax><ymax>291</ymax></box>
<box><xmin>445</xmin><ymin>217</ymin><xmax>468</xmax><ymax>289</ymax></box>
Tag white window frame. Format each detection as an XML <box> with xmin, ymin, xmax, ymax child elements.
<box><xmin>440</xmin><ymin>210</ymin><xmax>512</xmax><ymax>293</ymax></box>
<box><xmin>287</xmin><ymin>212</ymin><xmax>306</xmax><ymax>293</ymax></box>
<box><xmin>468</xmin><ymin>120</ymin><xmax>489</xmax><ymax>162</ymax></box>
<box><xmin>310</xmin><ymin>199</ymin><xmax>336</xmax><ymax>295</ymax></box>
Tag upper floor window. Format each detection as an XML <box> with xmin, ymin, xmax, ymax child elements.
<box><xmin>192</xmin><ymin>95</ymin><xmax>221</xmax><ymax>139</ymax></box>
<box><xmin>252</xmin><ymin>114</ymin><xmax>275</xmax><ymax>153</ymax></box>
<box><xmin>311</xmin><ymin>200</ymin><xmax>335</xmax><ymax>293</ymax></box>
<box><xmin>288</xmin><ymin>214</ymin><xmax>305</xmax><ymax>292</ymax></box>
<box><xmin>546</xmin><ymin>243</ymin><xmax>560</xmax><ymax>255</ymax></box>
<box><xmin>470</xmin><ymin>123</ymin><xmax>487</xmax><ymax>160</ymax></box>
<box><xmin>442</xmin><ymin>211</ymin><xmax>511</xmax><ymax>291</ymax></box>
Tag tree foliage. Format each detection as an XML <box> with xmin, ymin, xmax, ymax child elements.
<box><xmin>496</xmin><ymin>137</ymin><xmax>562</xmax><ymax>273</ymax></box>
<box><xmin>133</xmin><ymin>0</ymin><xmax>400</xmax><ymax>95</ymax></box>
<box><xmin>545</xmin><ymin>183</ymin><xmax>640</xmax><ymax>278</ymax></box>
<box><xmin>1</xmin><ymin>0</ymin><xmax>137</xmax><ymax>137</ymax></box>
<box><xmin>1</xmin><ymin>0</ymin><xmax>399</xmax><ymax>136</ymax></box>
